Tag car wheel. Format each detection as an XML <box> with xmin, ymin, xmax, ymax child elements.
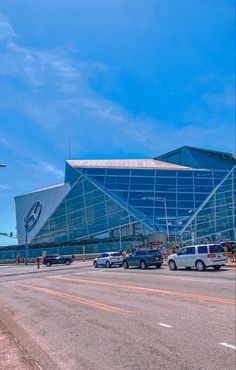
<box><xmin>168</xmin><ymin>260</ymin><xmax>177</xmax><ymax>270</ymax></box>
<box><xmin>46</xmin><ymin>262</ymin><xmax>51</xmax><ymax>267</ymax></box>
<box><xmin>94</xmin><ymin>261</ymin><xmax>98</xmax><ymax>268</ymax></box>
<box><xmin>140</xmin><ymin>260</ymin><xmax>146</xmax><ymax>270</ymax></box>
<box><xmin>213</xmin><ymin>265</ymin><xmax>221</xmax><ymax>270</ymax></box>
<box><xmin>196</xmin><ymin>260</ymin><xmax>206</xmax><ymax>271</ymax></box>
<box><xmin>123</xmin><ymin>261</ymin><xmax>129</xmax><ymax>269</ymax></box>
<box><xmin>156</xmin><ymin>264</ymin><xmax>161</xmax><ymax>268</ymax></box>
<box><xmin>106</xmin><ymin>261</ymin><xmax>111</xmax><ymax>268</ymax></box>
<box><xmin>185</xmin><ymin>267</ymin><xmax>191</xmax><ymax>270</ymax></box>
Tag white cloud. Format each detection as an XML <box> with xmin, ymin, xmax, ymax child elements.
<box><xmin>39</xmin><ymin>161</ymin><xmax>64</xmax><ymax>179</ymax></box>
<box><xmin>0</xmin><ymin>13</ymin><xmax>16</xmax><ymax>41</ymax></box>
<box><xmin>0</xmin><ymin>184</ymin><xmax>12</xmax><ymax>190</ymax></box>
<box><xmin>0</xmin><ymin>11</ymin><xmax>235</xmax><ymax>159</ymax></box>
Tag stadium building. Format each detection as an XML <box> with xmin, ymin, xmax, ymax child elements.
<box><xmin>11</xmin><ymin>146</ymin><xmax>236</xmax><ymax>259</ymax></box>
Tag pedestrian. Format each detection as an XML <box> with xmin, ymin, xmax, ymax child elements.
<box><xmin>36</xmin><ymin>256</ymin><xmax>40</xmax><ymax>269</ymax></box>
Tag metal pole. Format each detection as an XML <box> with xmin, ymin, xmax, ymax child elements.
<box><xmin>119</xmin><ymin>226</ymin><xmax>122</xmax><ymax>252</ymax></box>
<box><xmin>25</xmin><ymin>225</ymin><xmax>28</xmax><ymax>265</ymax></box>
<box><xmin>163</xmin><ymin>198</ymin><xmax>169</xmax><ymax>244</ymax></box>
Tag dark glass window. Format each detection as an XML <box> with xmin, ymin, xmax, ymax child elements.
<box><xmin>107</xmin><ymin>169</ymin><xmax>130</xmax><ymax>176</ymax></box>
<box><xmin>131</xmin><ymin>169</ymin><xmax>155</xmax><ymax>177</ymax></box>
<box><xmin>179</xmin><ymin>248</ymin><xmax>188</xmax><ymax>255</ymax></box>
<box><xmin>156</xmin><ymin>170</ymin><xmax>177</xmax><ymax>177</ymax></box>
<box><xmin>186</xmin><ymin>247</ymin><xmax>196</xmax><ymax>254</ymax></box>
<box><xmin>198</xmin><ymin>246</ymin><xmax>208</xmax><ymax>254</ymax></box>
<box><xmin>194</xmin><ymin>171</ymin><xmax>212</xmax><ymax>178</ymax></box>
<box><xmin>106</xmin><ymin>176</ymin><xmax>129</xmax><ymax>184</ymax></box>
<box><xmin>178</xmin><ymin>178</ymin><xmax>193</xmax><ymax>186</ymax></box>
<box><xmin>177</xmin><ymin>171</ymin><xmax>193</xmax><ymax>178</ymax></box>
<box><xmin>209</xmin><ymin>245</ymin><xmax>225</xmax><ymax>253</ymax></box>
<box><xmin>195</xmin><ymin>179</ymin><xmax>213</xmax><ymax>186</ymax></box>
<box><xmin>82</xmin><ymin>168</ymin><xmax>106</xmax><ymax>176</ymax></box>
<box><xmin>131</xmin><ymin>177</ymin><xmax>154</xmax><ymax>185</ymax></box>
<box><xmin>156</xmin><ymin>177</ymin><xmax>176</xmax><ymax>185</ymax></box>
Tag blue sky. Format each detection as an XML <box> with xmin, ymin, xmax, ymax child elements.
<box><xmin>0</xmin><ymin>0</ymin><xmax>235</xmax><ymax>245</ymax></box>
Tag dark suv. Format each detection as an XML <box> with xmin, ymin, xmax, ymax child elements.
<box><xmin>123</xmin><ymin>249</ymin><xmax>163</xmax><ymax>269</ymax></box>
<box><xmin>43</xmin><ymin>254</ymin><xmax>73</xmax><ymax>266</ymax></box>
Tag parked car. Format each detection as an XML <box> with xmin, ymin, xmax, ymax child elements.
<box><xmin>43</xmin><ymin>254</ymin><xmax>73</xmax><ymax>266</ymax></box>
<box><xmin>93</xmin><ymin>252</ymin><xmax>123</xmax><ymax>268</ymax></box>
<box><xmin>123</xmin><ymin>249</ymin><xmax>163</xmax><ymax>269</ymax></box>
<box><xmin>168</xmin><ymin>244</ymin><xmax>228</xmax><ymax>271</ymax></box>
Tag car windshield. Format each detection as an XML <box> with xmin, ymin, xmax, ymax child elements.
<box><xmin>110</xmin><ymin>253</ymin><xmax>121</xmax><ymax>256</ymax></box>
<box><xmin>209</xmin><ymin>245</ymin><xmax>225</xmax><ymax>253</ymax></box>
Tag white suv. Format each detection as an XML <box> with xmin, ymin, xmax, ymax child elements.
<box><xmin>168</xmin><ymin>244</ymin><xmax>228</xmax><ymax>271</ymax></box>
<box><xmin>93</xmin><ymin>252</ymin><xmax>123</xmax><ymax>268</ymax></box>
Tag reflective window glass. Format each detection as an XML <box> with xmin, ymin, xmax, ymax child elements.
<box><xmin>156</xmin><ymin>170</ymin><xmax>177</xmax><ymax>177</ymax></box>
<box><xmin>194</xmin><ymin>171</ymin><xmax>212</xmax><ymax>178</ymax></box>
<box><xmin>107</xmin><ymin>169</ymin><xmax>130</xmax><ymax>176</ymax></box>
<box><xmin>177</xmin><ymin>171</ymin><xmax>193</xmax><ymax>178</ymax></box>
<box><xmin>186</xmin><ymin>247</ymin><xmax>196</xmax><ymax>254</ymax></box>
<box><xmin>197</xmin><ymin>246</ymin><xmax>208</xmax><ymax>254</ymax></box>
<box><xmin>131</xmin><ymin>169</ymin><xmax>155</xmax><ymax>177</ymax></box>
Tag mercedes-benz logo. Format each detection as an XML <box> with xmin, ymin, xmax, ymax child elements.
<box><xmin>24</xmin><ymin>201</ymin><xmax>42</xmax><ymax>229</ymax></box>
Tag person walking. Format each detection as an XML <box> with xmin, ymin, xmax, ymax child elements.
<box><xmin>36</xmin><ymin>256</ymin><xmax>40</xmax><ymax>269</ymax></box>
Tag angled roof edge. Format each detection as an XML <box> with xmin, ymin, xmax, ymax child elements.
<box><xmin>15</xmin><ymin>183</ymin><xmax>65</xmax><ymax>199</ymax></box>
<box><xmin>66</xmin><ymin>159</ymin><xmax>194</xmax><ymax>170</ymax></box>
<box><xmin>155</xmin><ymin>146</ymin><xmax>236</xmax><ymax>160</ymax></box>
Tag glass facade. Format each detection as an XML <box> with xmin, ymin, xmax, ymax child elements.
<box><xmin>181</xmin><ymin>166</ymin><xmax>236</xmax><ymax>243</ymax></box>
<box><xmin>31</xmin><ymin>164</ymin><xmax>232</xmax><ymax>245</ymax></box>
<box><xmin>79</xmin><ymin>167</ymin><xmax>227</xmax><ymax>236</ymax></box>
<box><xmin>15</xmin><ymin>146</ymin><xmax>235</xmax><ymax>248</ymax></box>
<box><xmin>33</xmin><ymin>174</ymin><xmax>138</xmax><ymax>244</ymax></box>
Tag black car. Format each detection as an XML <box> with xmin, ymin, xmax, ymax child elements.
<box><xmin>43</xmin><ymin>254</ymin><xmax>73</xmax><ymax>266</ymax></box>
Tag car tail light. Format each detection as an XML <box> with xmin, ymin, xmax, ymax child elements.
<box><xmin>223</xmin><ymin>252</ymin><xmax>228</xmax><ymax>256</ymax></box>
<box><xmin>147</xmin><ymin>254</ymin><xmax>152</xmax><ymax>258</ymax></box>
<box><xmin>207</xmin><ymin>254</ymin><xmax>216</xmax><ymax>258</ymax></box>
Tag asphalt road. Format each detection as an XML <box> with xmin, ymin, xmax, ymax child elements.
<box><xmin>0</xmin><ymin>261</ymin><xmax>235</xmax><ymax>370</ymax></box>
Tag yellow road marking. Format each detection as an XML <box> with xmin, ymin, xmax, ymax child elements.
<box><xmin>48</xmin><ymin>276</ymin><xmax>236</xmax><ymax>305</ymax></box>
<box><xmin>14</xmin><ymin>282</ymin><xmax>134</xmax><ymax>314</ymax></box>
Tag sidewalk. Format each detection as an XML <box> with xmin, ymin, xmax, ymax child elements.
<box><xmin>0</xmin><ymin>320</ymin><xmax>39</xmax><ymax>370</ymax></box>
<box><xmin>226</xmin><ymin>261</ymin><xmax>236</xmax><ymax>268</ymax></box>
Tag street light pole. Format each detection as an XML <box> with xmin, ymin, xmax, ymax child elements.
<box><xmin>119</xmin><ymin>226</ymin><xmax>122</xmax><ymax>253</ymax></box>
<box><xmin>24</xmin><ymin>222</ymin><xmax>29</xmax><ymax>265</ymax></box>
<box><xmin>162</xmin><ymin>197</ymin><xmax>169</xmax><ymax>244</ymax></box>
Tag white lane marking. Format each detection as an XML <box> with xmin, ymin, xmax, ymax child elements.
<box><xmin>219</xmin><ymin>342</ymin><xmax>236</xmax><ymax>350</ymax></box>
<box><xmin>158</xmin><ymin>323</ymin><xmax>172</xmax><ymax>328</ymax></box>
